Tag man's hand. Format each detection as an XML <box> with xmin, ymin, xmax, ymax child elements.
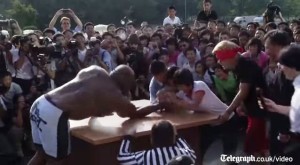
<box><xmin>55</xmin><ymin>9</ymin><xmax>64</xmax><ymax>17</ymax></box>
<box><xmin>219</xmin><ymin>111</ymin><xmax>231</xmax><ymax>123</ymax></box>
<box><xmin>277</xmin><ymin>133</ymin><xmax>290</xmax><ymax>143</ymax></box>
<box><xmin>68</xmin><ymin>9</ymin><xmax>76</xmax><ymax>17</ymax></box>
<box><xmin>263</xmin><ymin>97</ymin><xmax>278</xmax><ymax>113</ymax></box>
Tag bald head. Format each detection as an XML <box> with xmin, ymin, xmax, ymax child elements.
<box><xmin>110</xmin><ymin>65</ymin><xmax>136</xmax><ymax>96</ymax></box>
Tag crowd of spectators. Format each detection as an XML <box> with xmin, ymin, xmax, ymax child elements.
<box><xmin>1</xmin><ymin>0</ymin><xmax>300</xmax><ymax>164</ymax></box>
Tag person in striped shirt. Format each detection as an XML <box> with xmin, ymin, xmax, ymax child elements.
<box><xmin>117</xmin><ymin>120</ymin><xmax>196</xmax><ymax>165</ymax></box>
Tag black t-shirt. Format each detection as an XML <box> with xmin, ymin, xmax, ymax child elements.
<box><xmin>234</xmin><ymin>57</ymin><xmax>267</xmax><ymax>117</ymax></box>
<box><xmin>197</xmin><ymin>10</ymin><xmax>218</xmax><ymax>23</ymax></box>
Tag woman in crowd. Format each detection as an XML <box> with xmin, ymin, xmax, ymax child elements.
<box><xmin>242</xmin><ymin>38</ymin><xmax>269</xmax><ymax>69</ymax></box>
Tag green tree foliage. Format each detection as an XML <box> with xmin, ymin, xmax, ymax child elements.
<box><xmin>0</xmin><ymin>0</ymin><xmax>299</xmax><ymax>29</ymax></box>
<box><xmin>5</xmin><ymin>0</ymin><xmax>37</xmax><ymax>27</ymax></box>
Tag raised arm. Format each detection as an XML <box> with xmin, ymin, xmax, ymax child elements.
<box><xmin>49</xmin><ymin>9</ymin><xmax>63</xmax><ymax>29</ymax></box>
<box><xmin>69</xmin><ymin>9</ymin><xmax>83</xmax><ymax>31</ymax></box>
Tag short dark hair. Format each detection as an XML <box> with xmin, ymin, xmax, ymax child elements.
<box><xmin>166</xmin><ymin>37</ymin><xmax>178</xmax><ymax>46</ymax></box>
<box><xmin>184</xmin><ymin>46</ymin><xmax>196</xmax><ymax>56</ymax></box>
<box><xmin>150</xmin><ymin>61</ymin><xmax>167</xmax><ymax>76</ymax></box>
<box><xmin>168</xmin><ymin>5</ymin><xmax>176</xmax><ymax>10</ymax></box>
<box><xmin>213</xmin><ymin>64</ymin><xmax>228</xmax><ymax>74</ymax></box>
<box><xmin>279</xmin><ymin>45</ymin><xmax>300</xmax><ymax>71</ymax></box>
<box><xmin>173</xmin><ymin>69</ymin><xmax>194</xmax><ymax>87</ymax></box>
<box><xmin>53</xmin><ymin>33</ymin><xmax>64</xmax><ymax>42</ymax></box>
<box><xmin>43</xmin><ymin>28</ymin><xmax>55</xmax><ymax>35</ymax></box>
<box><xmin>0</xmin><ymin>71</ymin><xmax>12</xmax><ymax>80</ymax></box>
<box><xmin>84</xmin><ymin>22</ymin><xmax>94</xmax><ymax>30</ymax></box>
<box><xmin>246</xmin><ymin>38</ymin><xmax>263</xmax><ymax>54</ymax></box>
<box><xmin>19</xmin><ymin>36</ymin><xmax>30</xmax><ymax>46</ymax></box>
<box><xmin>62</xmin><ymin>29</ymin><xmax>73</xmax><ymax>35</ymax></box>
<box><xmin>230</xmin><ymin>24</ymin><xmax>241</xmax><ymax>30</ymax></box>
<box><xmin>217</xmin><ymin>20</ymin><xmax>226</xmax><ymax>27</ymax></box>
<box><xmin>166</xmin><ymin>66</ymin><xmax>179</xmax><ymax>81</ymax></box>
<box><xmin>11</xmin><ymin>35</ymin><xmax>22</xmax><ymax>46</ymax></box>
<box><xmin>102</xmin><ymin>32</ymin><xmax>114</xmax><ymax>39</ymax></box>
<box><xmin>247</xmin><ymin>22</ymin><xmax>255</xmax><ymax>27</ymax></box>
<box><xmin>151</xmin><ymin>120</ymin><xmax>176</xmax><ymax>147</ymax></box>
<box><xmin>264</xmin><ymin>30</ymin><xmax>291</xmax><ymax>47</ymax></box>
<box><xmin>178</xmin><ymin>37</ymin><xmax>190</xmax><ymax>44</ymax></box>
<box><xmin>256</xmin><ymin>28</ymin><xmax>266</xmax><ymax>34</ymax></box>
<box><xmin>195</xmin><ymin>60</ymin><xmax>207</xmax><ymax>72</ymax></box>
<box><xmin>151</xmin><ymin>33</ymin><xmax>162</xmax><ymax>40</ymax></box>
<box><xmin>291</xmin><ymin>19</ymin><xmax>300</xmax><ymax>25</ymax></box>
<box><xmin>265</xmin><ymin>22</ymin><xmax>277</xmax><ymax>30</ymax></box>
<box><xmin>278</xmin><ymin>22</ymin><xmax>289</xmax><ymax>27</ymax></box>
<box><xmin>238</xmin><ymin>31</ymin><xmax>250</xmax><ymax>38</ymax></box>
<box><xmin>138</xmin><ymin>35</ymin><xmax>150</xmax><ymax>42</ymax></box>
<box><xmin>73</xmin><ymin>32</ymin><xmax>85</xmax><ymax>38</ymax></box>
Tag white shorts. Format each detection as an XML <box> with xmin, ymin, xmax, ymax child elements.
<box><xmin>30</xmin><ymin>95</ymin><xmax>70</xmax><ymax>159</ymax></box>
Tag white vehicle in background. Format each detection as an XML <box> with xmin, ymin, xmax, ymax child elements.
<box><xmin>234</xmin><ymin>16</ymin><xmax>257</xmax><ymax>27</ymax></box>
<box><xmin>94</xmin><ymin>24</ymin><xmax>108</xmax><ymax>35</ymax></box>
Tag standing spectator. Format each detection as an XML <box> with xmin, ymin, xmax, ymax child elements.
<box><xmin>141</xmin><ymin>25</ymin><xmax>153</xmax><ymax>37</ymax></box>
<box><xmin>239</xmin><ymin>31</ymin><xmax>251</xmax><ymax>52</ymax></box>
<box><xmin>117</xmin><ymin>120</ymin><xmax>196</xmax><ymax>165</ymax></box>
<box><xmin>63</xmin><ymin>29</ymin><xmax>74</xmax><ymax>42</ymax></box>
<box><xmin>213</xmin><ymin>64</ymin><xmax>237</xmax><ymax>104</ymax></box>
<box><xmin>84</xmin><ymin>22</ymin><xmax>95</xmax><ymax>41</ymax></box>
<box><xmin>107</xmin><ymin>24</ymin><xmax>116</xmax><ymax>35</ymax></box>
<box><xmin>1</xmin><ymin>72</ymin><xmax>23</xmax><ymax>110</ymax></box>
<box><xmin>42</xmin><ymin>28</ymin><xmax>55</xmax><ymax>39</ymax></box>
<box><xmin>242</xmin><ymin>38</ymin><xmax>269</xmax><ymax>69</ymax></box>
<box><xmin>163</xmin><ymin>6</ymin><xmax>181</xmax><ymax>26</ymax></box>
<box><xmin>246</xmin><ymin>22</ymin><xmax>257</xmax><ymax>37</ymax></box>
<box><xmin>208</xmin><ymin>20</ymin><xmax>217</xmax><ymax>34</ymax></box>
<box><xmin>264</xmin><ymin>45</ymin><xmax>300</xmax><ymax>164</ymax></box>
<box><xmin>49</xmin><ymin>9</ymin><xmax>83</xmax><ymax>33</ymax></box>
<box><xmin>265</xmin><ymin>22</ymin><xmax>277</xmax><ymax>32</ymax></box>
<box><xmin>216</xmin><ymin>20</ymin><xmax>226</xmax><ymax>33</ymax></box>
<box><xmin>166</xmin><ymin>37</ymin><xmax>179</xmax><ymax>66</ymax></box>
<box><xmin>215</xmin><ymin>41</ymin><xmax>269</xmax><ymax>158</ymax></box>
<box><xmin>126</xmin><ymin>22</ymin><xmax>137</xmax><ymax>36</ymax></box>
<box><xmin>182</xmin><ymin>47</ymin><xmax>197</xmax><ymax>74</ymax></box>
<box><xmin>196</xmin><ymin>0</ymin><xmax>218</xmax><ymax>24</ymax></box>
<box><xmin>149</xmin><ymin>61</ymin><xmax>167</xmax><ymax>104</ymax></box>
<box><xmin>219</xmin><ymin>31</ymin><xmax>230</xmax><ymax>42</ymax></box>
<box><xmin>264</xmin><ymin>30</ymin><xmax>294</xmax><ymax>158</ymax></box>
<box><xmin>229</xmin><ymin>24</ymin><xmax>241</xmax><ymax>38</ymax></box>
<box><xmin>177</xmin><ymin>38</ymin><xmax>201</xmax><ymax>68</ymax></box>
<box><xmin>255</xmin><ymin>28</ymin><xmax>266</xmax><ymax>43</ymax></box>
<box><xmin>12</xmin><ymin>36</ymin><xmax>34</xmax><ymax>95</ymax></box>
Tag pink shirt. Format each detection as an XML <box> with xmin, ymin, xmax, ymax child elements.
<box><xmin>242</xmin><ymin>51</ymin><xmax>269</xmax><ymax>69</ymax></box>
<box><xmin>168</xmin><ymin>51</ymin><xmax>180</xmax><ymax>65</ymax></box>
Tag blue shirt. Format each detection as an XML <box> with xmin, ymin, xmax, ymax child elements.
<box><xmin>149</xmin><ymin>77</ymin><xmax>164</xmax><ymax>104</ymax></box>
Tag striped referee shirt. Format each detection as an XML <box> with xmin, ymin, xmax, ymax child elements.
<box><xmin>117</xmin><ymin>136</ymin><xmax>196</xmax><ymax>165</ymax></box>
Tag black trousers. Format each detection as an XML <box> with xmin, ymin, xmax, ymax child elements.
<box><xmin>200</xmin><ymin>114</ymin><xmax>241</xmax><ymax>160</ymax></box>
<box><xmin>268</xmin><ymin>113</ymin><xmax>290</xmax><ymax>157</ymax></box>
<box><xmin>284</xmin><ymin>141</ymin><xmax>300</xmax><ymax>164</ymax></box>
<box><xmin>12</xmin><ymin>78</ymin><xmax>33</xmax><ymax>95</ymax></box>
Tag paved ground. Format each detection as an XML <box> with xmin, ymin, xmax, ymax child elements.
<box><xmin>203</xmin><ymin>134</ymin><xmax>247</xmax><ymax>165</ymax></box>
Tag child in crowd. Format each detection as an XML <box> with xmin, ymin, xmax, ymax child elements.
<box><xmin>213</xmin><ymin>64</ymin><xmax>238</xmax><ymax>105</ymax></box>
<box><xmin>183</xmin><ymin>47</ymin><xmax>197</xmax><ymax>74</ymax></box>
<box><xmin>242</xmin><ymin>38</ymin><xmax>269</xmax><ymax>69</ymax></box>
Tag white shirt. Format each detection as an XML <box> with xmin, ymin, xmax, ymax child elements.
<box><xmin>78</xmin><ymin>49</ymin><xmax>87</xmax><ymax>62</ymax></box>
<box><xmin>177</xmin><ymin>81</ymin><xmax>232</xmax><ymax>117</ymax></box>
<box><xmin>12</xmin><ymin>49</ymin><xmax>34</xmax><ymax>80</ymax></box>
<box><xmin>163</xmin><ymin>16</ymin><xmax>181</xmax><ymax>26</ymax></box>
<box><xmin>290</xmin><ymin>75</ymin><xmax>300</xmax><ymax>133</ymax></box>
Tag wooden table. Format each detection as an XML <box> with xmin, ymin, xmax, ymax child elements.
<box><xmin>68</xmin><ymin>100</ymin><xmax>219</xmax><ymax>165</ymax></box>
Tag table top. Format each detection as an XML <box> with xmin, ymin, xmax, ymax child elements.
<box><xmin>70</xmin><ymin>100</ymin><xmax>219</xmax><ymax>145</ymax></box>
